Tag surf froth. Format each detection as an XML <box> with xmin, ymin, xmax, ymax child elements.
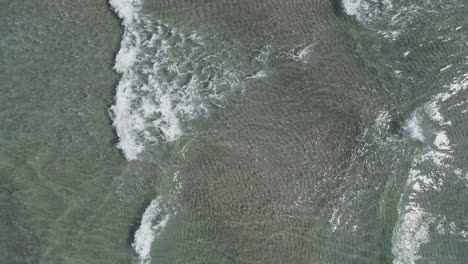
<box><xmin>132</xmin><ymin>197</ymin><xmax>170</xmax><ymax>264</ymax></box>
<box><xmin>392</xmin><ymin>72</ymin><xmax>468</xmax><ymax>264</ymax></box>
<box><xmin>109</xmin><ymin>0</ymin><xmax>250</xmax><ymax>160</ymax></box>
<box><xmin>109</xmin><ymin>0</ymin><xmax>141</xmax><ymax>25</ymax></box>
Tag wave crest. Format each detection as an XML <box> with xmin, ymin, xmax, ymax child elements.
<box><xmin>109</xmin><ymin>0</ymin><xmax>250</xmax><ymax>160</ymax></box>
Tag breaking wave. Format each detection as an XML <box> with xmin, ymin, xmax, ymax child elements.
<box><xmin>393</xmin><ymin>73</ymin><xmax>468</xmax><ymax>263</ymax></box>
<box><xmin>341</xmin><ymin>0</ymin><xmax>463</xmax><ymax>40</ymax></box>
<box><xmin>109</xmin><ymin>0</ymin><xmax>257</xmax><ymax>160</ymax></box>
<box><xmin>132</xmin><ymin>197</ymin><xmax>171</xmax><ymax>264</ymax></box>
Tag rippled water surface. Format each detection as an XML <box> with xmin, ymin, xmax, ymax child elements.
<box><xmin>1</xmin><ymin>0</ymin><xmax>467</xmax><ymax>263</ymax></box>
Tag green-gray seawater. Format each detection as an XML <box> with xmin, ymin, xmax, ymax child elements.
<box><xmin>1</xmin><ymin>0</ymin><xmax>467</xmax><ymax>263</ymax></box>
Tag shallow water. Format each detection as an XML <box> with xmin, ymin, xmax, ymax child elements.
<box><xmin>1</xmin><ymin>0</ymin><xmax>467</xmax><ymax>263</ymax></box>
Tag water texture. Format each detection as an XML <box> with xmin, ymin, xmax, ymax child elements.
<box><xmin>0</xmin><ymin>0</ymin><xmax>467</xmax><ymax>263</ymax></box>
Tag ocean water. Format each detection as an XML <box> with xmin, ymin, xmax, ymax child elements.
<box><xmin>1</xmin><ymin>0</ymin><xmax>467</xmax><ymax>263</ymax></box>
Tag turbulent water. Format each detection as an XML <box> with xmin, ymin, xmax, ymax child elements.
<box><xmin>1</xmin><ymin>0</ymin><xmax>467</xmax><ymax>263</ymax></box>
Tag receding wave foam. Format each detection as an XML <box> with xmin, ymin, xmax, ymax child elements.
<box><xmin>341</xmin><ymin>0</ymin><xmax>394</xmax><ymax>24</ymax></box>
<box><xmin>392</xmin><ymin>73</ymin><xmax>467</xmax><ymax>263</ymax></box>
<box><xmin>109</xmin><ymin>0</ymin><xmax>255</xmax><ymax>160</ymax></box>
<box><xmin>132</xmin><ymin>197</ymin><xmax>170</xmax><ymax>264</ymax></box>
<box><xmin>340</xmin><ymin>0</ymin><xmax>406</xmax><ymax>40</ymax></box>
<box><xmin>340</xmin><ymin>0</ymin><xmax>460</xmax><ymax>40</ymax></box>
<box><xmin>404</xmin><ymin>112</ymin><xmax>425</xmax><ymax>143</ymax></box>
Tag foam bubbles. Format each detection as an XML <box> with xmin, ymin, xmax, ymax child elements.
<box><xmin>247</xmin><ymin>70</ymin><xmax>268</xmax><ymax>79</ymax></box>
<box><xmin>290</xmin><ymin>43</ymin><xmax>314</xmax><ymax>63</ymax></box>
<box><xmin>404</xmin><ymin>75</ymin><xmax>462</xmax><ymax>147</ymax></box>
<box><xmin>340</xmin><ymin>0</ymin><xmax>426</xmax><ymax>41</ymax></box>
<box><xmin>109</xmin><ymin>0</ymin><xmax>251</xmax><ymax>160</ymax></box>
<box><xmin>132</xmin><ymin>197</ymin><xmax>170</xmax><ymax>264</ymax></box>
<box><xmin>109</xmin><ymin>0</ymin><xmax>142</xmax><ymax>25</ymax></box>
<box><xmin>434</xmin><ymin>131</ymin><xmax>450</xmax><ymax>151</ymax></box>
<box><xmin>392</xmin><ymin>204</ymin><xmax>432</xmax><ymax>264</ymax></box>
<box><xmin>392</xmin><ymin>72</ymin><xmax>468</xmax><ymax>263</ymax></box>
<box><xmin>391</xmin><ymin>161</ymin><xmax>442</xmax><ymax>263</ymax></box>
<box><xmin>342</xmin><ymin>0</ymin><xmax>369</xmax><ymax>18</ymax></box>
<box><xmin>404</xmin><ymin>112</ymin><xmax>425</xmax><ymax>143</ymax></box>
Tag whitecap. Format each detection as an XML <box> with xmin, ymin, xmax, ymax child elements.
<box><xmin>132</xmin><ymin>197</ymin><xmax>170</xmax><ymax>264</ymax></box>
<box><xmin>109</xmin><ymin>0</ymin><xmax>250</xmax><ymax>160</ymax></box>
<box><xmin>404</xmin><ymin>111</ymin><xmax>425</xmax><ymax>143</ymax></box>
<box><xmin>433</xmin><ymin>131</ymin><xmax>450</xmax><ymax>151</ymax></box>
<box><xmin>439</xmin><ymin>64</ymin><xmax>452</xmax><ymax>72</ymax></box>
<box><xmin>392</xmin><ymin>72</ymin><xmax>468</xmax><ymax>263</ymax></box>
<box><xmin>109</xmin><ymin>0</ymin><xmax>142</xmax><ymax>25</ymax></box>
<box><xmin>247</xmin><ymin>70</ymin><xmax>268</xmax><ymax>79</ymax></box>
<box><xmin>342</xmin><ymin>0</ymin><xmax>369</xmax><ymax>18</ymax></box>
<box><xmin>291</xmin><ymin>43</ymin><xmax>314</xmax><ymax>63</ymax></box>
<box><xmin>255</xmin><ymin>45</ymin><xmax>272</xmax><ymax>64</ymax></box>
<box><xmin>392</xmin><ymin>202</ymin><xmax>433</xmax><ymax>264</ymax></box>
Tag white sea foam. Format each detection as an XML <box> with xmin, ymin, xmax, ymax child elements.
<box><xmin>439</xmin><ymin>64</ymin><xmax>452</xmax><ymax>72</ymax></box>
<box><xmin>109</xmin><ymin>0</ymin><xmax>145</xmax><ymax>160</ymax></box>
<box><xmin>255</xmin><ymin>45</ymin><xmax>272</xmax><ymax>64</ymax></box>
<box><xmin>290</xmin><ymin>43</ymin><xmax>314</xmax><ymax>63</ymax></box>
<box><xmin>403</xmin><ymin>74</ymin><xmax>464</xmax><ymax>146</ymax></box>
<box><xmin>404</xmin><ymin>112</ymin><xmax>425</xmax><ymax>143</ymax></box>
<box><xmin>434</xmin><ymin>131</ymin><xmax>450</xmax><ymax>151</ymax></box>
<box><xmin>109</xmin><ymin>0</ymin><xmax>142</xmax><ymax>25</ymax></box>
<box><xmin>391</xmin><ymin>143</ymin><xmax>455</xmax><ymax>263</ymax></box>
<box><xmin>109</xmin><ymin>0</ymin><xmax>250</xmax><ymax>160</ymax></box>
<box><xmin>436</xmin><ymin>72</ymin><xmax>468</xmax><ymax>102</ymax></box>
<box><xmin>133</xmin><ymin>197</ymin><xmax>170</xmax><ymax>264</ymax></box>
<box><xmin>343</xmin><ymin>0</ymin><xmax>463</xmax><ymax>38</ymax></box>
<box><xmin>391</xmin><ymin>157</ymin><xmax>445</xmax><ymax>263</ymax></box>
<box><xmin>342</xmin><ymin>0</ymin><xmax>369</xmax><ymax>18</ymax></box>
<box><xmin>247</xmin><ymin>70</ymin><xmax>268</xmax><ymax>79</ymax></box>
<box><xmin>391</xmin><ymin>72</ymin><xmax>468</xmax><ymax>263</ymax></box>
<box><xmin>393</xmin><ymin>162</ymin><xmax>467</xmax><ymax>264</ymax></box>
<box><xmin>424</xmin><ymin>101</ymin><xmax>450</xmax><ymax>126</ymax></box>
<box><xmin>392</xmin><ymin>200</ymin><xmax>433</xmax><ymax>264</ymax></box>
<box><xmin>340</xmin><ymin>0</ymin><xmax>429</xmax><ymax>41</ymax></box>
<box><xmin>342</xmin><ymin>0</ymin><xmax>393</xmax><ymax>21</ymax></box>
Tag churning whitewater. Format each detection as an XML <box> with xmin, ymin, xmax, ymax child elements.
<box><xmin>132</xmin><ymin>197</ymin><xmax>171</xmax><ymax>264</ymax></box>
<box><xmin>109</xmin><ymin>0</ymin><xmax>257</xmax><ymax>160</ymax></box>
